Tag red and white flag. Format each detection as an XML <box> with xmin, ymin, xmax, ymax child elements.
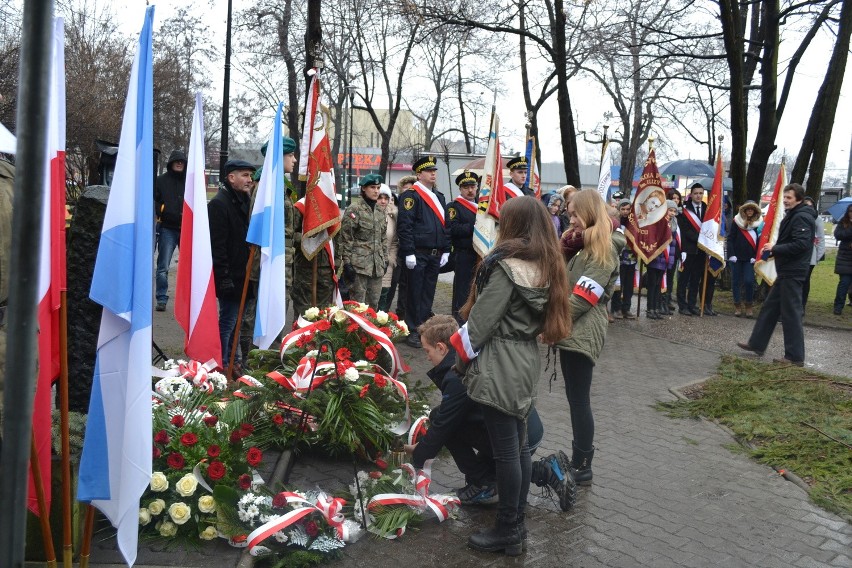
<box><xmin>473</xmin><ymin>110</ymin><xmax>501</xmax><ymax>257</ymax></box>
<box><xmin>755</xmin><ymin>161</ymin><xmax>787</xmax><ymax>285</ymax></box>
<box><xmin>299</xmin><ymin>69</ymin><xmax>340</xmax><ymax>260</ymax></box>
<box><xmin>175</xmin><ymin>93</ymin><xmax>221</xmax><ymax>366</ymax></box>
<box><xmin>697</xmin><ymin>150</ymin><xmax>727</xmax><ymax>277</ymax></box>
<box><xmin>31</xmin><ymin>16</ymin><xmax>66</xmax><ymax>516</ymax></box>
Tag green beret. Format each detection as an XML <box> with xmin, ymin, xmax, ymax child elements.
<box><xmin>252</xmin><ymin>166</ymin><xmax>263</xmax><ymax>182</ymax></box>
<box><xmin>261</xmin><ymin>136</ymin><xmax>298</xmax><ymax>157</ymax></box>
<box><xmin>359</xmin><ymin>173</ymin><xmax>384</xmax><ymax>186</ymax></box>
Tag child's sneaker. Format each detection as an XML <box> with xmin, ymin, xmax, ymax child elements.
<box><xmin>456</xmin><ymin>482</ymin><xmax>498</xmax><ymax>505</ymax></box>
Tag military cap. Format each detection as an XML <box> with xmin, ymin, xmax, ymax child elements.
<box><xmin>260</xmin><ymin>136</ymin><xmax>298</xmax><ymax>157</ymax></box>
<box><xmin>223</xmin><ymin>159</ymin><xmax>256</xmax><ymax>175</ymax></box>
<box><xmin>455</xmin><ymin>170</ymin><xmax>480</xmax><ymax>186</ymax></box>
<box><xmin>506</xmin><ymin>156</ymin><xmax>528</xmax><ymax>170</ymax></box>
<box><xmin>252</xmin><ymin>166</ymin><xmax>264</xmax><ymax>182</ymax></box>
<box><xmin>412</xmin><ymin>155</ymin><xmax>438</xmax><ymax>173</ymax></box>
<box><xmin>359</xmin><ymin>173</ymin><xmax>384</xmax><ymax>186</ymax></box>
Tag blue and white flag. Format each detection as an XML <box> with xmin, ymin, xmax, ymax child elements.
<box><xmin>77</xmin><ymin>7</ymin><xmax>154</xmax><ymax>566</ymax></box>
<box><xmin>246</xmin><ymin>103</ymin><xmax>287</xmax><ymax>349</ymax></box>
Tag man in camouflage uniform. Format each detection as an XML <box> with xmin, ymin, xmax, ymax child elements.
<box><xmin>0</xmin><ymin>156</ymin><xmax>13</xmax><ymax>424</ymax></box>
<box><xmin>339</xmin><ymin>173</ymin><xmax>388</xmax><ymax>307</ymax></box>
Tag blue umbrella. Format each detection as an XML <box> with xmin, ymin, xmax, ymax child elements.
<box><xmin>693</xmin><ymin>176</ymin><xmax>733</xmax><ymax>192</ymax></box>
<box><xmin>828</xmin><ymin>196</ymin><xmax>852</xmax><ymax>222</ymax></box>
<box><xmin>659</xmin><ymin>159</ymin><xmax>716</xmax><ymax>177</ymax></box>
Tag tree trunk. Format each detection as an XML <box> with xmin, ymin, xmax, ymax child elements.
<box><xmin>790</xmin><ymin>0</ymin><xmax>852</xmax><ymax>199</ymax></box>
<box><xmin>719</xmin><ymin>0</ymin><xmax>749</xmax><ymax>206</ymax></box>
<box><xmin>553</xmin><ymin>0</ymin><xmax>581</xmax><ymax>186</ymax></box>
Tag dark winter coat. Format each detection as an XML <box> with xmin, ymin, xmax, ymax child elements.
<box><xmin>771</xmin><ymin>203</ymin><xmax>815</xmax><ymax>279</ymax></box>
<box><xmin>447</xmin><ymin>197</ymin><xmax>476</xmax><ymax>250</ymax></box>
<box><xmin>727</xmin><ymin>213</ymin><xmax>761</xmax><ymax>262</ymax></box>
<box><xmin>678</xmin><ymin>200</ymin><xmax>704</xmax><ymax>254</ymax></box>
<box><xmin>834</xmin><ymin>223</ymin><xmax>852</xmax><ymax>275</ymax></box>
<box><xmin>154</xmin><ymin>150</ymin><xmax>187</xmax><ymax>230</ymax></box>
<box><xmin>396</xmin><ymin>182</ymin><xmax>450</xmax><ymax>255</ymax></box>
<box><xmin>208</xmin><ymin>182</ymin><xmax>252</xmax><ymax>300</ymax></box>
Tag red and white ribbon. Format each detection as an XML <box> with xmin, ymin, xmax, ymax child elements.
<box><xmin>407</xmin><ymin>416</ymin><xmax>429</xmax><ymax>446</ymax></box>
<box><xmin>233</xmin><ymin>375</ymin><xmax>263</xmax><ymax>399</ymax></box>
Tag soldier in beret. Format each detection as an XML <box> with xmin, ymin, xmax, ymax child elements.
<box><xmin>339</xmin><ymin>173</ymin><xmax>388</xmax><ymax>307</ymax></box>
<box><xmin>397</xmin><ymin>155</ymin><xmax>450</xmax><ymax>347</ymax></box>
<box><xmin>447</xmin><ymin>170</ymin><xmax>480</xmax><ymax>322</ymax></box>
<box><xmin>504</xmin><ymin>156</ymin><xmax>534</xmax><ymax>198</ymax></box>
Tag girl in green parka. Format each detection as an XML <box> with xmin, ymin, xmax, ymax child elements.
<box><xmin>452</xmin><ymin>197</ymin><xmax>572</xmax><ymax>556</ymax></box>
<box><xmin>557</xmin><ymin>190</ymin><xmax>620</xmax><ymax>486</ymax></box>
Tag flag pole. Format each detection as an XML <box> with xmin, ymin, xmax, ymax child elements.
<box><xmin>699</xmin><ymin>256</ymin><xmax>710</xmax><ymax>317</ymax></box>
<box><xmin>636</xmin><ymin>261</ymin><xmax>643</xmax><ymax>318</ymax></box>
<box><xmin>311</xmin><ymin>257</ymin><xmax>318</xmax><ymax>307</ymax></box>
<box><xmin>228</xmin><ymin>246</ymin><xmax>257</xmax><ymax>380</ymax></box>
<box><xmin>78</xmin><ymin>505</ymin><xmax>95</xmax><ymax>568</ymax></box>
<box><xmin>30</xmin><ymin>435</ymin><xmax>57</xmax><ymax>567</ymax></box>
<box><xmin>59</xmin><ymin>291</ymin><xmax>72</xmax><ymax>568</ymax></box>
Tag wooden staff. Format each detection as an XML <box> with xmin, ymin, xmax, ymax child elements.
<box><xmin>635</xmin><ymin>261</ymin><xmax>644</xmax><ymax>318</ymax></box>
<box><xmin>311</xmin><ymin>257</ymin><xmax>318</xmax><ymax>307</ymax></box>
<box><xmin>30</xmin><ymin>436</ymin><xmax>57</xmax><ymax>567</ymax></box>
<box><xmin>227</xmin><ymin>246</ymin><xmax>257</xmax><ymax>380</ymax></box>
<box><xmin>699</xmin><ymin>255</ymin><xmax>710</xmax><ymax>317</ymax></box>
<box><xmin>78</xmin><ymin>505</ymin><xmax>95</xmax><ymax>568</ymax></box>
<box><xmin>59</xmin><ymin>291</ymin><xmax>72</xmax><ymax>568</ymax></box>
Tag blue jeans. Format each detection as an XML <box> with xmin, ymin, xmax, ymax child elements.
<box><xmin>218</xmin><ymin>298</ymin><xmax>241</xmax><ymax>368</ymax></box>
<box><xmin>835</xmin><ymin>274</ymin><xmax>852</xmax><ymax>313</ymax></box>
<box><xmin>156</xmin><ymin>226</ymin><xmax>180</xmax><ymax>304</ymax></box>
<box><xmin>730</xmin><ymin>260</ymin><xmax>756</xmax><ymax>304</ymax></box>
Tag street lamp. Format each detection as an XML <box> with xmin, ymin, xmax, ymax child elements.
<box><xmin>346</xmin><ymin>85</ymin><xmax>357</xmax><ymax>205</ymax></box>
<box><xmin>471</xmin><ymin>90</ymin><xmax>484</xmax><ymax>155</ymax></box>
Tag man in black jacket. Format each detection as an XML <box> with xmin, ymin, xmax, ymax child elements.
<box><xmin>208</xmin><ymin>159</ymin><xmax>256</xmax><ymax>370</ymax></box>
<box><xmin>446</xmin><ymin>170</ymin><xmax>479</xmax><ymax>323</ymax></box>
<box><xmin>738</xmin><ymin>183</ymin><xmax>815</xmax><ymax>366</ymax></box>
<box><xmin>154</xmin><ymin>150</ymin><xmax>187</xmax><ymax>311</ymax></box>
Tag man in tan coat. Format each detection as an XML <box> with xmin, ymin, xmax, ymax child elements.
<box><xmin>0</xmin><ymin>157</ymin><xmax>14</xmax><ymax>420</ymax></box>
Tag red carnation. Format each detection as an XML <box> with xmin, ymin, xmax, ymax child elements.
<box><xmin>316</xmin><ymin>320</ymin><xmax>331</xmax><ymax>331</ymax></box>
<box><xmin>207</xmin><ymin>445</ymin><xmax>221</xmax><ymax>458</ymax></box>
<box><xmin>379</xmin><ymin>327</ymin><xmax>392</xmax><ymax>337</ymax></box>
<box><xmin>365</xmin><ymin>346</ymin><xmax>378</xmax><ymax>361</ymax></box>
<box><xmin>207</xmin><ymin>460</ymin><xmax>226</xmax><ymax>480</ymax></box>
<box><xmin>272</xmin><ymin>413</ymin><xmax>284</xmax><ymax>425</ymax></box>
<box><xmin>344</xmin><ymin>300</ymin><xmax>358</xmax><ymax>307</ymax></box>
<box><xmin>389</xmin><ymin>312</ymin><xmax>399</xmax><ymax>321</ymax></box>
<box><xmin>305</xmin><ymin>521</ymin><xmax>320</xmax><ymax>538</ymax></box>
<box><xmin>373</xmin><ymin>374</ymin><xmax>387</xmax><ymax>388</ymax></box>
<box><xmin>366</xmin><ymin>308</ymin><xmax>377</xmax><ymax>318</ymax></box>
<box><xmin>346</xmin><ymin>323</ymin><xmax>359</xmax><ymax>333</ymax></box>
<box><xmin>359</xmin><ymin>384</ymin><xmax>370</xmax><ymax>398</ymax></box>
<box><xmin>369</xmin><ymin>470</ymin><xmax>382</xmax><ymax>479</ymax></box>
<box><xmin>154</xmin><ymin>430</ymin><xmax>169</xmax><ymax>445</ymax></box>
<box><xmin>153</xmin><ymin>446</ymin><xmax>161</xmax><ymax>459</ymax></box>
<box><xmin>375</xmin><ymin>458</ymin><xmax>388</xmax><ymax>470</ymax></box>
<box><xmin>167</xmin><ymin>452</ymin><xmax>185</xmax><ymax>470</ymax></box>
<box><xmin>320</xmin><ymin>344</ymin><xmax>328</xmax><ymax>353</ymax></box>
<box><xmin>246</xmin><ymin>447</ymin><xmax>263</xmax><ymax>466</ymax></box>
<box><xmin>336</xmin><ymin>347</ymin><xmax>352</xmax><ymax>361</ymax></box>
<box><xmin>170</xmin><ymin>415</ymin><xmax>185</xmax><ymax>427</ymax></box>
<box><xmin>180</xmin><ymin>432</ymin><xmax>198</xmax><ymax>447</ymax></box>
<box><xmin>238</xmin><ymin>474</ymin><xmax>252</xmax><ymax>490</ymax></box>
<box><xmin>203</xmin><ymin>415</ymin><xmax>218</xmax><ymax>427</ymax></box>
<box><xmin>272</xmin><ymin>492</ymin><xmax>288</xmax><ymax>508</ymax></box>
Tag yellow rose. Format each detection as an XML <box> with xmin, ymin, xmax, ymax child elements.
<box><xmin>375</xmin><ymin>311</ymin><xmax>389</xmax><ymax>324</ymax></box>
<box><xmin>150</xmin><ymin>472</ymin><xmax>168</xmax><ymax>492</ymax></box>
<box><xmin>159</xmin><ymin>520</ymin><xmax>178</xmax><ymax>537</ymax></box>
<box><xmin>198</xmin><ymin>495</ymin><xmax>216</xmax><ymax>514</ymax></box>
<box><xmin>175</xmin><ymin>474</ymin><xmax>198</xmax><ymax>497</ymax></box>
<box><xmin>138</xmin><ymin>508</ymin><xmax>151</xmax><ymax>526</ymax></box>
<box><xmin>168</xmin><ymin>502</ymin><xmax>192</xmax><ymax>525</ymax></box>
<box><xmin>148</xmin><ymin>499</ymin><xmax>166</xmax><ymax>516</ymax></box>
<box><xmin>304</xmin><ymin>307</ymin><xmax>320</xmax><ymax>320</ymax></box>
<box><xmin>199</xmin><ymin>526</ymin><xmax>218</xmax><ymax>540</ymax></box>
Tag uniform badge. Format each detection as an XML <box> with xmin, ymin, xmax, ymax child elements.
<box><xmin>403</xmin><ymin>197</ymin><xmax>415</xmax><ymax>210</ymax></box>
<box><xmin>350</xmin><ymin>212</ymin><xmax>356</xmax><ymax>219</ymax></box>
<box><xmin>449</xmin><ymin>207</ymin><xmax>457</xmax><ymax>219</ymax></box>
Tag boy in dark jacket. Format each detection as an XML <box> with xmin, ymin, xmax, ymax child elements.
<box><xmin>154</xmin><ymin>150</ymin><xmax>187</xmax><ymax>311</ymax></box>
<box><xmin>405</xmin><ymin>315</ymin><xmax>575</xmax><ymax>511</ymax></box>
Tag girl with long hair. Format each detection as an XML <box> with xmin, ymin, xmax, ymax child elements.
<box><xmin>455</xmin><ymin>196</ymin><xmax>571</xmax><ymax>556</ymax></box>
<box><xmin>555</xmin><ymin>190</ymin><xmax>620</xmax><ymax>486</ymax></box>
<box><xmin>833</xmin><ymin>204</ymin><xmax>852</xmax><ymax>315</ymax></box>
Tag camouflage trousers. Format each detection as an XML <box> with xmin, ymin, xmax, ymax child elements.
<box><xmin>349</xmin><ymin>274</ymin><xmax>383</xmax><ymax>309</ymax></box>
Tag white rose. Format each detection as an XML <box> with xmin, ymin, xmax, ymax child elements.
<box><xmin>397</xmin><ymin>321</ymin><xmax>409</xmax><ymax>334</ymax></box>
<box><xmin>138</xmin><ymin>508</ymin><xmax>151</xmax><ymax>526</ymax></box>
<box><xmin>150</xmin><ymin>472</ymin><xmax>169</xmax><ymax>492</ymax></box>
<box><xmin>304</xmin><ymin>307</ymin><xmax>320</xmax><ymax>320</ymax></box>
<box><xmin>333</xmin><ymin>310</ymin><xmax>348</xmax><ymax>323</ymax></box>
<box><xmin>159</xmin><ymin>520</ymin><xmax>178</xmax><ymax>537</ymax></box>
<box><xmin>354</xmin><ymin>360</ymin><xmax>369</xmax><ymax>368</ymax></box>
<box><xmin>198</xmin><ymin>495</ymin><xmax>216</xmax><ymax>514</ymax></box>
<box><xmin>375</xmin><ymin>311</ymin><xmax>389</xmax><ymax>324</ymax></box>
<box><xmin>148</xmin><ymin>499</ymin><xmax>166</xmax><ymax>516</ymax></box>
<box><xmin>344</xmin><ymin>367</ymin><xmax>360</xmax><ymax>382</ymax></box>
<box><xmin>175</xmin><ymin>474</ymin><xmax>198</xmax><ymax>497</ymax></box>
<box><xmin>305</xmin><ymin>350</ymin><xmax>319</xmax><ymax>359</ymax></box>
<box><xmin>199</xmin><ymin>525</ymin><xmax>218</xmax><ymax>540</ymax></box>
<box><xmin>355</xmin><ymin>302</ymin><xmax>369</xmax><ymax>313</ymax></box>
<box><xmin>168</xmin><ymin>502</ymin><xmax>192</xmax><ymax>525</ymax></box>
<box><xmin>327</xmin><ymin>306</ymin><xmax>339</xmax><ymax>316</ymax></box>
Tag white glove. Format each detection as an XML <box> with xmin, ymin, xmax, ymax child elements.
<box><xmin>405</xmin><ymin>254</ymin><xmax>416</xmax><ymax>270</ymax></box>
<box><xmin>728</xmin><ymin>256</ymin><xmax>737</xmax><ymax>263</ymax></box>
<box><xmin>680</xmin><ymin>252</ymin><xmax>687</xmax><ymax>263</ymax></box>
<box><xmin>750</xmin><ymin>258</ymin><xmax>756</xmax><ymax>264</ymax></box>
<box><xmin>440</xmin><ymin>252</ymin><xmax>449</xmax><ymax>267</ymax></box>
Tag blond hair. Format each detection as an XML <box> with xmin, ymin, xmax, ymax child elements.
<box><xmin>571</xmin><ymin>190</ymin><xmax>613</xmax><ymax>266</ymax></box>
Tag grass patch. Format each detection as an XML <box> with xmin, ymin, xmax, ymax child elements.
<box><xmin>658</xmin><ymin>355</ymin><xmax>852</xmax><ymax>519</ymax></box>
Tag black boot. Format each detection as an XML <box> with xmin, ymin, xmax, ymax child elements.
<box><xmin>571</xmin><ymin>443</ymin><xmax>595</xmax><ymax>486</ymax></box>
<box><xmin>530</xmin><ymin>451</ymin><xmax>576</xmax><ymax>512</ymax></box>
<box><xmin>468</xmin><ymin>517</ymin><xmax>523</xmax><ymax>556</ymax></box>
<box><xmin>517</xmin><ymin>511</ymin><xmax>527</xmax><ymax>551</ymax></box>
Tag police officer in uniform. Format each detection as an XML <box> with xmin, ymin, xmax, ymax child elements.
<box><xmin>340</xmin><ymin>173</ymin><xmax>388</xmax><ymax>308</ymax></box>
<box><xmin>397</xmin><ymin>155</ymin><xmax>450</xmax><ymax>347</ymax></box>
<box><xmin>503</xmin><ymin>156</ymin><xmax>534</xmax><ymax>198</ymax></box>
<box><xmin>447</xmin><ymin>170</ymin><xmax>480</xmax><ymax>323</ymax></box>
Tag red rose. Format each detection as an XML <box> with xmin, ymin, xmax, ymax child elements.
<box><xmin>153</xmin><ymin>446</ymin><xmax>161</xmax><ymax>459</ymax></box>
<box><xmin>207</xmin><ymin>445</ymin><xmax>221</xmax><ymax>458</ymax></box>
<box><xmin>316</xmin><ymin>320</ymin><xmax>331</xmax><ymax>331</ymax></box>
<box><xmin>203</xmin><ymin>415</ymin><xmax>218</xmax><ymax>427</ymax></box>
<box><xmin>207</xmin><ymin>460</ymin><xmax>225</xmax><ymax>480</ymax></box>
<box><xmin>272</xmin><ymin>492</ymin><xmax>288</xmax><ymax>508</ymax></box>
<box><xmin>305</xmin><ymin>520</ymin><xmax>320</xmax><ymax>537</ymax></box>
<box><xmin>240</xmin><ymin>423</ymin><xmax>255</xmax><ymax>435</ymax></box>
<box><xmin>359</xmin><ymin>384</ymin><xmax>370</xmax><ymax>398</ymax></box>
<box><xmin>389</xmin><ymin>312</ymin><xmax>399</xmax><ymax>321</ymax></box>
<box><xmin>180</xmin><ymin>432</ymin><xmax>198</xmax><ymax>447</ymax></box>
<box><xmin>229</xmin><ymin>430</ymin><xmax>242</xmax><ymax>444</ymax></box>
<box><xmin>369</xmin><ymin>470</ymin><xmax>382</xmax><ymax>479</ymax></box>
<box><xmin>238</xmin><ymin>474</ymin><xmax>252</xmax><ymax>490</ymax></box>
<box><xmin>154</xmin><ymin>430</ymin><xmax>169</xmax><ymax>445</ymax></box>
<box><xmin>246</xmin><ymin>447</ymin><xmax>263</xmax><ymax>466</ymax></box>
<box><xmin>272</xmin><ymin>413</ymin><xmax>284</xmax><ymax>425</ymax></box>
<box><xmin>336</xmin><ymin>347</ymin><xmax>352</xmax><ymax>361</ymax></box>
<box><xmin>375</xmin><ymin>458</ymin><xmax>388</xmax><ymax>470</ymax></box>
<box><xmin>373</xmin><ymin>374</ymin><xmax>388</xmax><ymax>388</ymax></box>
<box><xmin>170</xmin><ymin>415</ymin><xmax>185</xmax><ymax>427</ymax></box>
<box><xmin>167</xmin><ymin>452</ymin><xmax>185</xmax><ymax>470</ymax></box>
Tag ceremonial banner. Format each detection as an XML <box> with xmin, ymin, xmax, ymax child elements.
<box><xmin>175</xmin><ymin>93</ymin><xmax>221</xmax><ymax>366</ymax></box>
<box><xmin>77</xmin><ymin>8</ymin><xmax>155</xmax><ymax>565</ymax></box>
<box><xmin>697</xmin><ymin>150</ymin><xmax>726</xmax><ymax>277</ymax></box>
<box><xmin>597</xmin><ymin>141</ymin><xmax>612</xmax><ymax>202</ymax></box>
<box><xmin>472</xmin><ymin>111</ymin><xmax>501</xmax><ymax>257</ymax></box>
<box><xmin>625</xmin><ymin>148</ymin><xmax>672</xmax><ymax>264</ymax></box>
<box><xmin>524</xmin><ymin>136</ymin><xmax>541</xmax><ymax>199</ymax></box>
<box><xmin>755</xmin><ymin>162</ymin><xmax>786</xmax><ymax>285</ymax></box>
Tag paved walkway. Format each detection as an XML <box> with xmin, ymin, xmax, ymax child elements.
<box><xmin>86</xmin><ymin>277</ymin><xmax>850</xmax><ymax>567</ymax></box>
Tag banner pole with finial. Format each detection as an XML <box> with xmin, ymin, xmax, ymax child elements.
<box><xmin>635</xmin><ymin>136</ymin><xmax>655</xmax><ymax>319</ymax></box>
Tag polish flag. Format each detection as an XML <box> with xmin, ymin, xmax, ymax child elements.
<box><xmin>31</xmin><ymin>16</ymin><xmax>66</xmax><ymax>516</ymax></box>
<box><xmin>175</xmin><ymin>93</ymin><xmax>221</xmax><ymax>366</ymax></box>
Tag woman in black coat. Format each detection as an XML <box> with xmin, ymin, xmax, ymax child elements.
<box><xmin>727</xmin><ymin>201</ymin><xmax>762</xmax><ymax>317</ymax></box>
<box><xmin>833</xmin><ymin>204</ymin><xmax>852</xmax><ymax>315</ymax></box>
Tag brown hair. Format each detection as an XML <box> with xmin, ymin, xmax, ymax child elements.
<box><xmin>460</xmin><ymin>196</ymin><xmax>571</xmax><ymax>343</ymax></box>
<box><xmin>418</xmin><ymin>315</ymin><xmax>458</xmax><ymax>346</ymax></box>
<box><xmin>569</xmin><ymin>190</ymin><xmax>613</xmax><ymax>266</ymax></box>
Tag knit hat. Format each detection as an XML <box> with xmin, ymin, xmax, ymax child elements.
<box><xmin>378</xmin><ymin>184</ymin><xmax>392</xmax><ymax>198</ymax></box>
<box><xmin>666</xmin><ymin>199</ymin><xmax>678</xmax><ymax>210</ymax></box>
